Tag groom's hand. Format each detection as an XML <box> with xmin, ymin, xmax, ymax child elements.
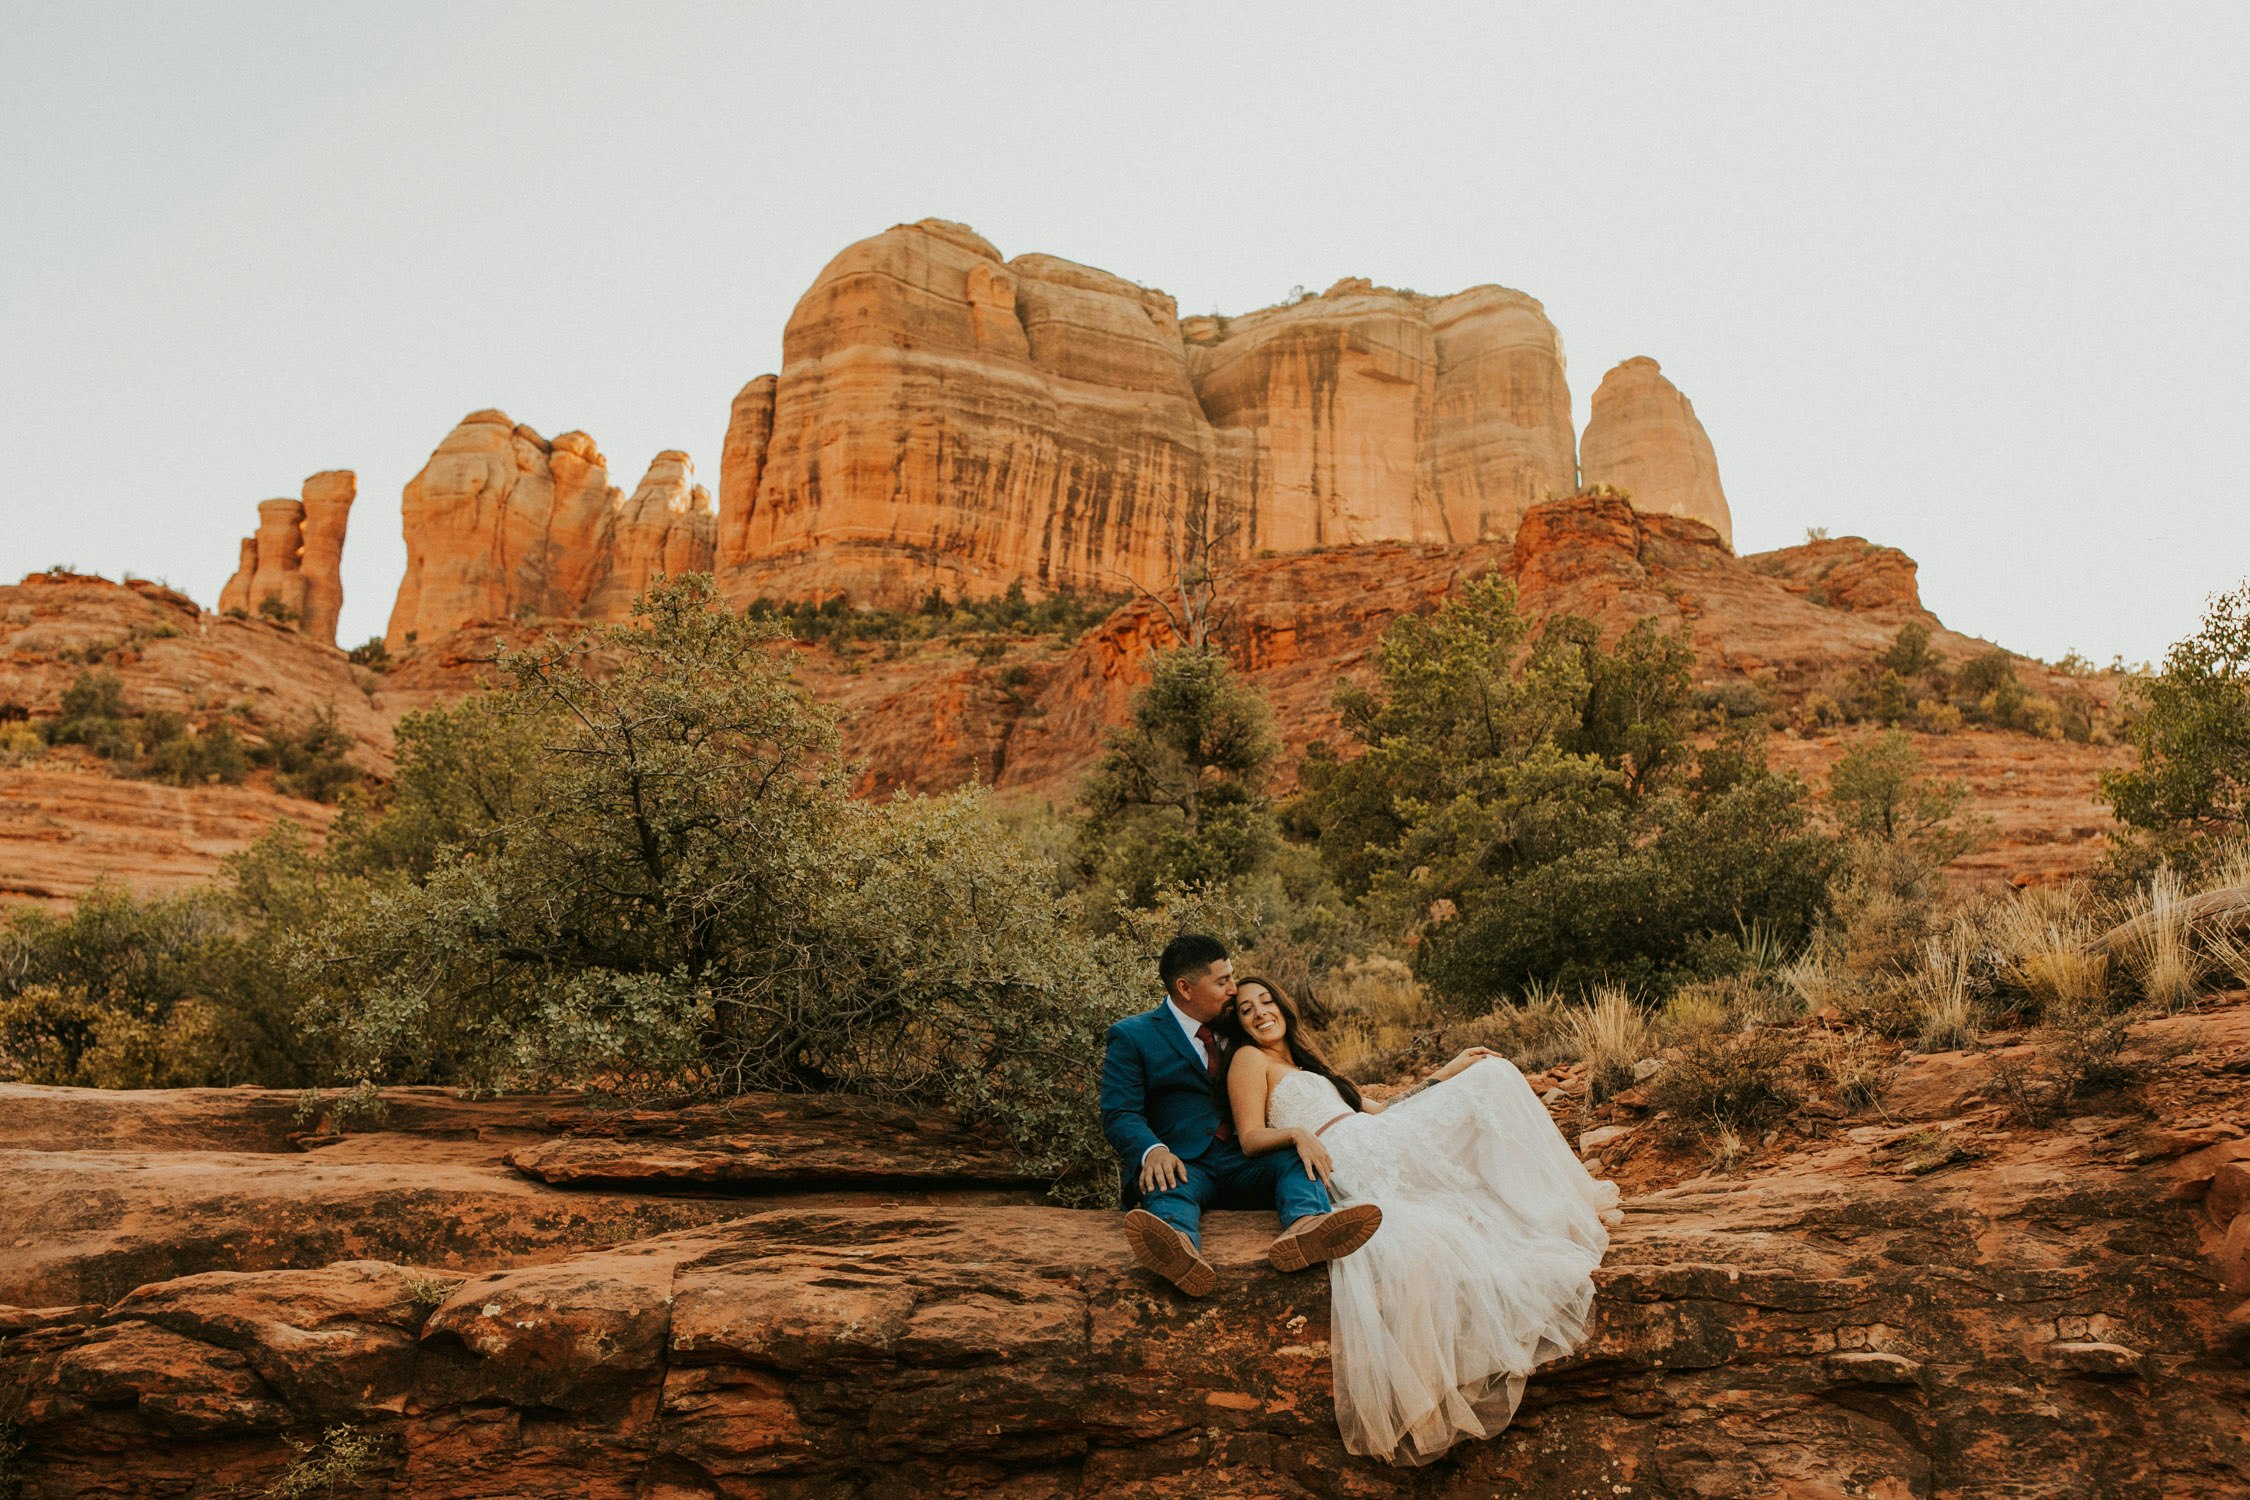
<box><xmin>1139</xmin><ymin>1146</ymin><xmax>1187</xmax><ymax>1196</ymax></box>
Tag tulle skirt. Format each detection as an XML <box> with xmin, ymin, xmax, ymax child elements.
<box><xmin>1311</xmin><ymin>1059</ymin><xmax>1620</xmax><ymax>1465</ymax></box>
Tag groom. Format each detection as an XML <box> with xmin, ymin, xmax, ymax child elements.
<box><xmin>1100</xmin><ymin>933</ymin><xmax>1382</xmax><ymax>1296</ymax></box>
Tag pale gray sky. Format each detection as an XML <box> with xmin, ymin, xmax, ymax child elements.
<box><xmin>3</xmin><ymin>1</ymin><xmax>2244</xmax><ymax>663</ymax></box>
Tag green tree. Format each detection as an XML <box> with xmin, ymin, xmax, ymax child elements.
<box><xmin>2101</xmin><ymin>582</ymin><xmax>2250</xmax><ymax>844</ymax></box>
<box><xmin>296</xmin><ymin>575</ymin><xmax>1145</xmax><ymax>1200</ymax></box>
<box><xmin>1827</xmin><ymin>729</ymin><xmax>1974</xmax><ymax>858</ymax></box>
<box><xmin>1296</xmin><ymin>574</ymin><xmax>1832</xmax><ymax>1003</ymax></box>
<box><xmin>1075</xmin><ymin>645</ymin><xmax>1281</xmax><ymax>906</ymax></box>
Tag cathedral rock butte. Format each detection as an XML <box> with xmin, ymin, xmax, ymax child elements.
<box><xmin>385</xmin><ymin>219</ymin><xmax>1733</xmax><ymax>639</ymax></box>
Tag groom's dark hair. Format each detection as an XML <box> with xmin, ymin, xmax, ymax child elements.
<box><xmin>1158</xmin><ymin>933</ymin><xmax>1229</xmax><ymax>999</ymax></box>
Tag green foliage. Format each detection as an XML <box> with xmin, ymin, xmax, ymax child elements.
<box><xmin>258</xmin><ymin>707</ymin><xmax>361</xmax><ymax>803</ymax></box>
<box><xmin>345</xmin><ymin>637</ymin><xmax>391</xmax><ymax>670</ymax></box>
<box><xmin>296</xmin><ymin>576</ymin><xmax>1145</xmax><ymax>1201</ymax></box>
<box><xmin>2102</xmin><ymin>583</ymin><xmax>2250</xmax><ymax>850</ymax></box>
<box><xmin>1880</xmin><ymin>621</ymin><xmax>1939</xmax><ymax>678</ymax></box>
<box><xmin>745</xmin><ymin>580</ymin><xmax>1125</xmax><ymax>647</ymax></box>
<box><xmin>147</xmin><ymin>721</ymin><xmax>250</xmax><ymax>786</ymax></box>
<box><xmin>265</xmin><ymin>1423</ymin><xmax>384</xmax><ymax>1499</ymax></box>
<box><xmin>0</xmin><ymin>853</ymin><xmax>315</xmax><ymax>1087</ymax></box>
<box><xmin>1827</xmin><ymin>729</ymin><xmax>1974</xmax><ymax>858</ymax></box>
<box><xmin>256</xmin><ymin>595</ymin><xmax>299</xmax><ymax>624</ymax></box>
<box><xmin>1294</xmin><ymin>575</ymin><xmax>1833</xmax><ymax>1003</ymax></box>
<box><xmin>42</xmin><ymin>668</ymin><xmax>140</xmax><ymax>759</ymax></box>
<box><xmin>1075</xmin><ymin>646</ymin><xmax>1281</xmax><ymax>907</ymax></box>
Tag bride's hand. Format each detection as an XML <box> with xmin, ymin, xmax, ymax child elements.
<box><xmin>1430</xmin><ymin>1046</ymin><xmax>1503</xmax><ymax>1083</ymax></box>
<box><xmin>1292</xmin><ymin>1128</ymin><xmax>1335</xmax><ymax>1189</ymax></box>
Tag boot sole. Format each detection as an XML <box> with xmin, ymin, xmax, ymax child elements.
<box><xmin>1268</xmin><ymin>1203</ymin><xmax>1384</xmax><ymax>1272</ymax></box>
<box><xmin>1125</xmin><ymin>1209</ymin><xmax>1216</xmax><ymax>1297</ymax></box>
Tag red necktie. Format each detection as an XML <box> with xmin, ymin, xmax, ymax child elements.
<box><xmin>1196</xmin><ymin>1023</ymin><xmax>1233</xmax><ymax>1141</ymax></box>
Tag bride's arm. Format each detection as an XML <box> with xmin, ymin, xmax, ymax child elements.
<box><xmin>1227</xmin><ymin>1052</ymin><xmax>1336</xmax><ymax>1188</ymax></box>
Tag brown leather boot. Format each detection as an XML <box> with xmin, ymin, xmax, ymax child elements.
<box><xmin>1267</xmin><ymin>1203</ymin><xmax>1384</xmax><ymax>1272</ymax></box>
<box><xmin>1124</xmin><ymin>1208</ymin><xmax>1217</xmax><ymax>1297</ymax></box>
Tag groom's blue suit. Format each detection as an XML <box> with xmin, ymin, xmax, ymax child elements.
<box><xmin>1099</xmin><ymin>1002</ymin><xmax>1330</xmax><ymax>1248</ymax></box>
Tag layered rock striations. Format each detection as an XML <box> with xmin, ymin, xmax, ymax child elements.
<box><xmin>1185</xmin><ymin>279</ymin><xmax>1576</xmax><ymax>553</ymax></box>
<box><xmin>717</xmin><ymin>221</ymin><xmax>1216</xmax><ymax>606</ymax></box>
<box><xmin>581</xmin><ymin>451</ymin><xmax>716</xmax><ymax>622</ymax></box>
<box><xmin>384</xmin><ymin>413</ymin><xmax>711</xmax><ymax>650</ymax></box>
<box><xmin>1578</xmin><ymin>357</ymin><xmax>1732</xmax><ymax>545</ymax></box>
<box><xmin>215</xmin><ymin>471</ymin><xmax>355</xmax><ymax>643</ymax></box>
<box><xmin>714</xmin><ymin>221</ymin><xmax>1581</xmax><ymax>607</ymax></box>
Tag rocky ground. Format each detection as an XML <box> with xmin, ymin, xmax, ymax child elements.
<box><xmin>5</xmin><ymin>995</ymin><xmax>2246</xmax><ymax>1498</ymax></box>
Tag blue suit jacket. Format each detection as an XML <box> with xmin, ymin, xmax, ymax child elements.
<box><xmin>1100</xmin><ymin>1003</ymin><xmax>1228</xmax><ymax>1208</ymax></box>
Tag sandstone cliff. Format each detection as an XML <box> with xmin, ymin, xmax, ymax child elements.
<box><xmin>714</xmin><ymin>222</ymin><xmax>1581</xmax><ymax>608</ymax></box>
<box><xmin>385</xmin><ymin>414</ymin><xmax>711</xmax><ymax>650</ymax></box>
<box><xmin>1578</xmin><ymin>357</ymin><xmax>1732</xmax><ymax>545</ymax></box>
<box><xmin>214</xmin><ymin>471</ymin><xmax>355</xmax><ymax>644</ymax></box>
<box><xmin>5</xmin><ymin>996</ymin><xmax>2246</xmax><ymax>1496</ymax></box>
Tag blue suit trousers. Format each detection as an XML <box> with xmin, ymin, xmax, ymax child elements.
<box><xmin>1141</xmin><ymin>1138</ymin><xmax>1330</xmax><ymax>1249</ymax></box>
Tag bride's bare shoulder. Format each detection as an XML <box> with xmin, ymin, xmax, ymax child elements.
<box><xmin>1227</xmin><ymin>1046</ymin><xmax>1271</xmax><ymax>1078</ymax></box>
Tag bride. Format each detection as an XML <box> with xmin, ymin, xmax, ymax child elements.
<box><xmin>1215</xmin><ymin>975</ymin><xmax>1622</xmax><ymax>1466</ymax></box>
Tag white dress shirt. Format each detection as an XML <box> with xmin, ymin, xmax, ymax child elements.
<box><xmin>1143</xmin><ymin>997</ymin><xmax>1218</xmax><ymax>1165</ymax></box>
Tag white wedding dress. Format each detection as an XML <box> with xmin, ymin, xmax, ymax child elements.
<box><xmin>1265</xmin><ymin>1058</ymin><xmax>1622</xmax><ymax>1466</ymax></box>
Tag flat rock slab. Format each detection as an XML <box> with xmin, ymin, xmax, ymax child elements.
<box><xmin>0</xmin><ymin>1082</ymin><xmax>581</xmax><ymax>1154</ymax></box>
<box><xmin>9</xmin><ymin>1126</ymin><xmax>2250</xmax><ymax>1498</ymax></box>
<box><xmin>506</xmin><ymin>1094</ymin><xmax>1042</xmax><ymax>1190</ymax></box>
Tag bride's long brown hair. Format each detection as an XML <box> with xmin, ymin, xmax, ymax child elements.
<box><xmin>1213</xmin><ymin>974</ymin><xmax>1365</xmax><ymax>1121</ymax></box>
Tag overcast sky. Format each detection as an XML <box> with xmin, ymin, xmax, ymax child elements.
<box><xmin>3</xmin><ymin>2</ymin><xmax>2244</xmax><ymax>663</ymax></box>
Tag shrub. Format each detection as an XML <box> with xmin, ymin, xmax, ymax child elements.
<box><xmin>1646</xmin><ymin>1027</ymin><xmax>1799</xmax><ymax>1140</ymax></box>
<box><xmin>0</xmin><ymin>723</ymin><xmax>42</xmax><ymax>766</ymax></box>
<box><xmin>295</xmin><ymin>577</ymin><xmax>1146</xmax><ymax>1202</ymax></box>
<box><xmin>1074</xmin><ymin>645</ymin><xmax>1281</xmax><ymax>909</ymax></box>
<box><xmin>1827</xmin><ymin>730</ymin><xmax>1974</xmax><ymax>858</ymax></box>
<box><xmin>256</xmin><ymin>595</ymin><xmax>299</xmax><ymax>624</ymax></box>
<box><xmin>260</xmin><ymin>707</ymin><xmax>361</xmax><ymax>803</ymax></box>
<box><xmin>1880</xmin><ymin>622</ymin><xmax>1940</xmax><ymax>679</ymax></box>
<box><xmin>1298</xmin><ymin>577</ymin><xmax>1834</xmax><ymax>1004</ymax></box>
<box><xmin>43</xmin><ymin>668</ymin><xmax>139</xmax><ymax>759</ymax></box>
<box><xmin>266</xmin><ymin>1423</ymin><xmax>384</xmax><ymax>1499</ymax></box>
<box><xmin>147</xmin><ymin>722</ymin><xmax>249</xmax><ymax>786</ymax></box>
<box><xmin>346</xmin><ymin>638</ymin><xmax>391</xmax><ymax>670</ymax></box>
<box><xmin>2101</xmin><ymin>582</ymin><xmax>2250</xmax><ymax>855</ymax></box>
<box><xmin>0</xmin><ymin>867</ymin><xmax>311</xmax><ymax>1088</ymax></box>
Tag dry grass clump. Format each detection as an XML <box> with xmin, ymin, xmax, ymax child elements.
<box><xmin>2115</xmin><ymin>866</ymin><xmax>2212</xmax><ymax>1012</ymax></box>
<box><xmin>1912</xmin><ymin>930</ymin><xmax>1978</xmax><ymax>1052</ymax></box>
<box><xmin>1806</xmin><ymin>1028</ymin><xmax>1895</xmax><ymax>1112</ymax></box>
<box><xmin>1567</xmin><ymin>985</ymin><xmax>1651</xmax><ymax>1103</ymax></box>
<box><xmin>1314</xmin><ymin>956</ymin><xmax>1437</xmax><ymax>1076</ymax></box>
<box><xmin>1980</xmin><ymin>883</ymin><xmax>2108</xmax><ymax>1017</ymax></box>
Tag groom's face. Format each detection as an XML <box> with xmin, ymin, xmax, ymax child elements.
<box><xmin>1171</xmin><ymin>959</ymin><xmax>1236</xmax><ymax>1024</ymax></box>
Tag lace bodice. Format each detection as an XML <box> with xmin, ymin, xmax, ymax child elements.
<box><xmin>1267</xmin><ymin>1067</ymin><xmax>1354</xmax><ymax>1134</ymax></box>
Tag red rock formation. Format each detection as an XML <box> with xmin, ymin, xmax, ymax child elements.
<box><xmin>717</xmin><ymin>221</ymin><xmax>1216</xmax><ymax>607</ymax></box>
<box><xmin>1578</xmin><ymin>357</ymin><xmax>1733</xmax><ymax>545</ymax></box>
<box><xmin>6</xmin><ymin>1002</ymin><xmax>2249</xmax><ymax>1495</ymax></box>
<box><xmin>386</xmin><ymin>415</ymin><xmax>718</xmax><ymax>649</ymax></box>
<box><xmin>385</xmin><ymin>412</ymin><xmax>621</xmax><ymax>651</ymax></box>
<box><xmin>581</xmin><ymin>451</ymin><xmax>715</xmax><ymax>621</ymax></box>
<box><xmin>295</xmin><ymin>469</ymin><xmax>354</xmax><ymax>643</ymax></box>
<box><xmin>213</xmin><ymin>472</ymin><xmax>355</xmax><ymax>643</ymax></box>
<box><xmin>715</xmin><ymin>223</ymin><xmax>1580</xmax><ymax>609</ymax></box>
<box><xmin>1188</xmin><ymin>279</ymin><xmax>1576</xmax><ymax>551</ymax></box>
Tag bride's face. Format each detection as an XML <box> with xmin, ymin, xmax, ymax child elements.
<box><xmin>1235</xmin><ymin>985</ymin><xmax>1288</xmax><ymax>1048</ymax></box>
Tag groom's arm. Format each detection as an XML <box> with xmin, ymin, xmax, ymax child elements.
<box><xmin>1098</xmin><ymin>1023</ymin><xmax>1164</xmax><ymax>1166</ymax></box>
